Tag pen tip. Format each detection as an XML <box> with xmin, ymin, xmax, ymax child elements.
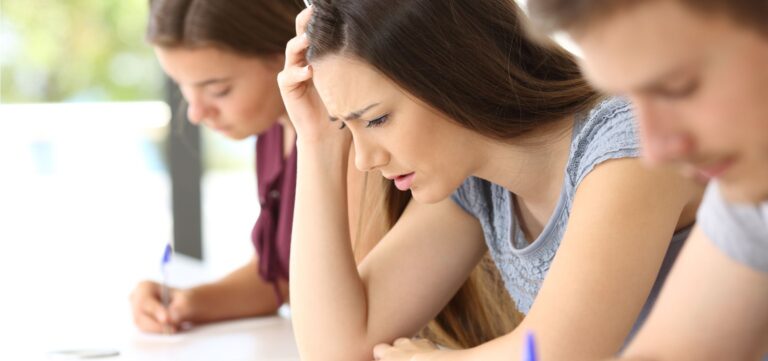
<box><xmin>524</xmin><ymin>331</ymin><xmax>537</xmax><ymax>361</ymax></box>
<box><xmin>162</xmin><ymin>243</ymin><xmax>173</xmax><ymax>264</ymax></box>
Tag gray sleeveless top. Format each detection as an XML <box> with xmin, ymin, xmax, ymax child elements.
<box><xmin>451</xmin><ymin>97</ymin><xmax>690</xmax><ymax>339</ymax></box>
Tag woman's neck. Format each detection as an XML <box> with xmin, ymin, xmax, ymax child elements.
<box><xmin>473</xmin><ymin>117</ymin><xmax>574</xmax><ymax>208</ymax></box>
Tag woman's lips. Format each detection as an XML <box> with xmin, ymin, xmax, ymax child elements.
<box><xmin>393</xmin><ymin>172</ymin><xmax>415</xmax><ymax>191</ymax></box>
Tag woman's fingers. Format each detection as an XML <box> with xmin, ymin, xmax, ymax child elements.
<box><xmin>133</xmin><ymin>310</ymin><xmax>176</xmax><ymax>334</ymax></box>
<box><xmin>284</xmin><ymin>33</ymin><xmax>310</xmax><ymax>68</ymax></box>
<box><xmin>278</xmin><ymin>5</ymin><xmax>345</xmax><ymax>145</ymax></box>
<box><xmin>372</xmin><ymin>343</ymin><xmax>392</xmax><ymax>360</ymax></box>
<box><xmin>129</xmin><ymin>280</ymin><xmax>186</xmax><ymax>334</ymax></box>
<box><xmin>392</xmin><ymin>338</ymin><xmax>411</xmax><ymax>347</ymax></box>
<box><xmin>279</xmin><ymin>30</ymin><xmax>313</xmax><ymax>98</ymax></box>
<box><xmin>167</xmin><ymin>289</ymin><xmax>194</xmax><ymax>324</ymax></box>
<box><xmin>277</xmin><ymin>63</ymin><xmax>313</xmax><ymax>97</ymax></box>
<box><xmin>295</xmin><ymin>6</ymin><xmax>313</xmax><ymax>36</ymax></box>
<box><xmin>280</xmin><ymin>32</ymin><xmax>312</xmax><ymax>94</ymax></box>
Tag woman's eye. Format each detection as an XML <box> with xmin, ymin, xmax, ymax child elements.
<box><xmin>365</xmin><ymin>114</ymin><xmax>389</xmax><ymax>128</ymax></box>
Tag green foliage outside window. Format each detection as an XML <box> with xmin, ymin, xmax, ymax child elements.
<box><xmin>1</xmin><ymin>0</ymin><xmax>163</xmax><ymax>103</ymax></box>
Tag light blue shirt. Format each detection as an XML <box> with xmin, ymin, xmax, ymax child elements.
<box><xmin>699</xmin><ymin>181</ymin><xmax>768</xmax><ymax>272</ymax></box>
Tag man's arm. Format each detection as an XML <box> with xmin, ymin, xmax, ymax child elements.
<box><xmin>621</xmin><ymin>226</ymin><xmax>768</xmax><ymax>360</ymax></box>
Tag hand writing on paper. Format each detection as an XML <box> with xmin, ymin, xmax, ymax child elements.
<box><xmin>130</xmin><ymin>280</ymin><xmax>194</xmax><ymax>334</ymax></box>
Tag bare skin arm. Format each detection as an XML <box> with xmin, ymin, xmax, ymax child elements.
<box><xmin>183</xmin><ymin>256</ymin><xmax>287</xmax><ymax>322</ymax></box>
<box><xmin>375</xmin><ymin>159</ymin><xmax>701</xmax><ymax>361</ymax></box>
<box><xmin>616</xmin><ymin>227</ymin><xmax>768</xmax><ymax>361</ymax></box>
<box><xmin>278</xmin><ymin>8</ymin><xmax>488</xmax><ymax>360</ymax></box>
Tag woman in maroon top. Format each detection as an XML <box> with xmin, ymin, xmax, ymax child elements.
<box><xmin>131</xmin><ymin>0</ymin><xmax>398</xmax><ymax>334</ymax></box>
<box><xmin>130</xmin><ymin>0</ymin><xmax>313</xmax><ymax>332</ymax></box>
<box><xmin>129</xmin><ymin>0</ymin><xmax>517</xmax><ymax>347</ymax></box>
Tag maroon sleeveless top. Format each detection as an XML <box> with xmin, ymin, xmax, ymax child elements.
<box><xmin>251</xmin><ymin>123</ymin><xmax>296</xmax><ymax>305</ymax></box>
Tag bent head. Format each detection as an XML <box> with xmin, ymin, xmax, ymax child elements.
<box><xmin>530</xmin><ymin>0</ymin><xmax>768</xmax><ymax>202</ymax></box>
<box><xmin>147</xmin><ymin>0</ymin><xmax>302</xmax><ymax>139</ymax></box>
<box><xmin>307</xmin><ymin>0</ymin><xmax>599</xmax><ymax>203</ymax></box>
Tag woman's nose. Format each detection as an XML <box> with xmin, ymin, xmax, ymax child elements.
<box><xmin>186</xmin><ymin>100</ymin><xmax>208</xmax><ymax>125</ymax></box>
<box><xmin>354</xmin><ymin>138</ymin><xmax>389</xmax><ymax>172</ymax></box>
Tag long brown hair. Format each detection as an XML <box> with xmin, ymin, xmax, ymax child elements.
<box><xmin>146</xmin><ymin>0</ymin><xmax>303</xmax><ymax>54</ymax></box>
<box><xmin>307</xmin><ymin>0</ymin><xmax>600</xmax><ymax>347</ymax></box>
<box><xmin>307</xmin><ymin>0</ymin><xmax>600</xmax><ymax>141</ymax></box>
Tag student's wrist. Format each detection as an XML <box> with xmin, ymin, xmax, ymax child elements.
<box><xmin>183</xmin><ymin>285</ymin><xmax>211</xmax><ymax>322</ymax></box>
<box><xmin>296</xmin><ymin>137</ymin><xmax>349</xmax><ymax>156</ymax></box>
<box><xmin>296</xmin><ymin>139</ymin><xmax>350</xmax><ymax>174</ymax></box>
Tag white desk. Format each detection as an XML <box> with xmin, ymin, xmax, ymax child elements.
<box><xmin>0</xmin><ymin>253</ymin><xmax>300</xmax><ymax>361</ymax></box>
<box><xmin>120</xmin><ymin>316</ymin><xmax>299</xmax><ymax>361</ymax></box>
<box><xmin>0</xmin><ymin>104</ymin><xmax>297</xmax><ymax>360</ymax></box>
<box><xmin>37</xmin><ymin>316</ymin><xmax>300</xmax><ymax>361</ymax></box>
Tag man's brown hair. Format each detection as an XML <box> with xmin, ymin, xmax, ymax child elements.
<box><xmin>528</xmin><ymin>0</ymin><xmax>768</xmax><ymax>35</ymax></box>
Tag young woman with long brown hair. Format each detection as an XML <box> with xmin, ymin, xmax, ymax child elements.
<box><xmin>278</xmin><ymin>0</ymin><xmax>704</xmax><ymax>359</ymax></box>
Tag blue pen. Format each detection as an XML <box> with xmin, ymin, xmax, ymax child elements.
<box><xmin>160</xmin><ymin>243</ymin><xmax>173</xmax><ymax>332</ymax></box>
<box><xmin>523</xmin><ymin>332</ymin><xmax>537</xmax><ymax>361</ymax></box>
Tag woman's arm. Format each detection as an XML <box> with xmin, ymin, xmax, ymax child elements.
<box><xmin>184</xmin><ymin>256</ymin><xmax>286</xmax><ymax>322</ymax></box>
<box><xmin>421</xmin><ymin>158</ymin><xmax>701</xmax><ymax>361</ymax></box>
<box><xmin>291</xmin><ymin>158</ymin><xmax>487</xmax><ymax>361</ymax></box>
<box><xmin>279</xmin><ymin>9</ymin><xmax>487</xmax><ymax>361</ymax></box>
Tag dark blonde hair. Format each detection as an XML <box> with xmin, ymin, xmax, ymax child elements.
<box><xmin>146</xmin><ymin>0</ymin><xmax>303</xmax><ymax>54</ymax></box>
<box><xmin>420</xmin><ymin>256</ymin><xmax>523</xmax><ymax>348</ymax></box>
<box><xmin>356</xmin><ymin>178</ymin><xmax>520</xmax><ymax>348</ymax></box>
<box><xmin>528</xmin><ymin>0</ymin><xmax>768</xmax><ymax>36</ymax></box>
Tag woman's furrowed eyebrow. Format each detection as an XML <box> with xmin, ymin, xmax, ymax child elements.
<box><xmin>329</xmin><ymin>103</ymin><xmax>380</xmax><ymax>122</ymax></box>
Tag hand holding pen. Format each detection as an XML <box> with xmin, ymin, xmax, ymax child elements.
<box><xmin>129</xmin><ymin>243</ymin><xmax>194</xmax><ymax>334</ymax></box>
<box><xmin>160</xmin><ymin>243</ymin><xmax>173</xmax><ymax>333</ymax></box>
<box><xmin>129</xmin><ymin>281</ymin><xmax>194</xmax><ymax>334</ymax></box>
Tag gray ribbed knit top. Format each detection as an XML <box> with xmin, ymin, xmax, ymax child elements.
<box><xmin>451</xmin><ymin>97</ymin><xmax>690</xmax><ymax>338</ymax></box>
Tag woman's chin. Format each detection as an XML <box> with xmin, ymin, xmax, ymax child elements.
<box><xmin>410</xmin><ymin>187</ymin><xmax>450</xmax><ymax>205</ymax></box>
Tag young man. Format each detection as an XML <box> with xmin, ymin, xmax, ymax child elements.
<box><xmin>527</xmin><ymin>0</ymin><xmax>768</xmax><ymax>359</ymax></box>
